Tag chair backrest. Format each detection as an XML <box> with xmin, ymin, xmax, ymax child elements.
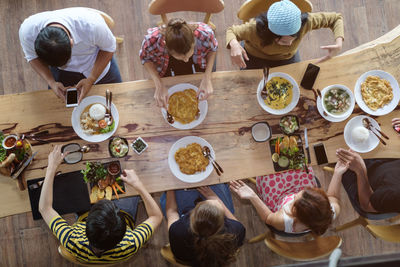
<box><xmin>160</xmin><ymin>244</ymin><xmax>191</xmax><ymax>266</ymax></box>
<box><xmin>264</xmin><ymin>233</ymin><xmax>342</xmax><ymax>261</ymax></box>
<box><xmin>83</xmin><ymin>8</ymin><xmax>123</xmax><ymax>44</ymax></box>
<box><xmin>366</xmin><ymin>224</ymin><xmax>400</xmax><ymax>243</ymax></box>
<box><xmin>148</xmin><ymin>0</ymin><xmax>224</xmax><ymax>27</ymax></box>
<box><xmin>237</xmin><ymin>0</ymin><xmax>313</xmax><ymax>22</ymax></box>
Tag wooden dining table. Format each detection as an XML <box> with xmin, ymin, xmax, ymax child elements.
<box><xmin>1</xmin><ymin>27</ymin><xmax>400</xmax><ymax>218</ymax></box>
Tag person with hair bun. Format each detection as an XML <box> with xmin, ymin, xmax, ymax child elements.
<box><xmin>230</xmin><ymin>160</ymin><xmax>346</xmax><ymax>235</ymax></box>
<box><xmin>226</xmin><ymin>0</ymin><xmax>344</xmax><ymax>69</ymax></box>
<box><xmin>162</xmin><ymin>185</ymin><xmax>245</xmax><ymax>266</ymax></box>
<box><xmin>140</xmin><ymin>18</ymin><xmax>218</xmax><ymax>107</ymax></box>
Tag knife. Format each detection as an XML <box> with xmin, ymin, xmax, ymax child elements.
<box><xmin>304</xmin><ymin>128</ymin><xmax>311</xmax><ymax>164</ymax></box>
<box><xmin>11</xmin><ymin>151</ymin><xmax>38</xmax><ymax>180</ymax></box>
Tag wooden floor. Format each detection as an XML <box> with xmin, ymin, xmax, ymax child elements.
<box><xmin>1</xmin><ymin>0</ymin><xmax>400</xmax><ymax>266</ymax></box>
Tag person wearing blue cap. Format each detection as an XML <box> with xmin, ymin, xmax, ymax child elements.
<box><xmin>226</xmin><ymin>0</ymin><xmax>344</xmax><ymax>69</ymax></box>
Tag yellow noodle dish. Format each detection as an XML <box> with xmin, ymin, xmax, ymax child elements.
<box><xmin>263</xmin><ymin>77</ymin><xmax>293</xmax><ymax>109</ymax></box>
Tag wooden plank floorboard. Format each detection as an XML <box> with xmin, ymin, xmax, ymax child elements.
<box><xmin>1</xmin><ymin>0</ymin><xmax>400</xmax><ymax>266</ymax></box>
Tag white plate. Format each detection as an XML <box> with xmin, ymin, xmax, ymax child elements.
<box><xmin>168</xmin><ymin>136</ymin><xmax>215</xmax><ymax>183</ymax></box>
<box><xmin>344</xmin><ymin>115</ymin><xmax>380</xmax><ymax>153</ymax></box>
<box><xmin>71</xmin><ymin>96</ymin><xmax>119</xmax><ymax>143</ymax></box>
<box><xmin>161</xmin><ymin>83</ymin><xmax>208</xmax><ymax>130</ymax></box>
<box><xmin>257</xmin><ymin>72</ymin><xmax>300</xmax><ymax>115</ymax></box>
<box><xmin>316</xmin><ymin>91</ymin><xmax>353</xmax><ymax>123</ymax></box>
<box><xmin>354</xmin><ymin>70</ymin><xmax>400</xmax><ymax>116</ymax></box>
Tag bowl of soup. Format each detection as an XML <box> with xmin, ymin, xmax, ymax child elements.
<box><xmin>321</xmin><ymin>85</ymin><xmax>355</xmax><ymax>118</ymax></box>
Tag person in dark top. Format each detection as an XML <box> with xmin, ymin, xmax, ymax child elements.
<box><xmin>337</xmin><ymin>148</ymin><xmax>400</xmax><ymax>213</ymax></box>
<box><xmin>161</xmin><ymin>184</ymin><xmax>246</xmax><ymax>267</ymax></box>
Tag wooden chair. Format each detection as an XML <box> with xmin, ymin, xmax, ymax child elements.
<box><xmin>160</xmin><ymin>244</ymin><xmax>190</xmax><ymax>266</ymax></box>
<box><xmin>148</xmin><ymin>0</ymin><xmax>224</xmax><ymax>30</ymax></box>
<box><xmin>85</xmin><ymin>8</ymin><xmax>124</xmax><ymax>44</ymax></box>
<box><xmin>237</xmin><ymin>0</ymin><xmax>313</xmax><ymax>22</ymax></box>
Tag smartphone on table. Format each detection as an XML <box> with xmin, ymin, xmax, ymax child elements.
<box><xmin>300</xmin><ymin>63</ymin><xmax>320</xmax><ymax>90</ymax></box>
<box><xmin>66</xmin><ymin>88</ymin><xmax>78</xmax><ymax>108</ymax></box>
<box><xmin>313</xmin><ymin>143</ymin><xmax>328</xmax><ymax>165</ymax></box>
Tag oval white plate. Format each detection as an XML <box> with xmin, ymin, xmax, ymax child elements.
<box><xmin>161</xmin><ymin>83</ymin><xmax>208</xmax><ymax>130</ymax></box>
<box><xmin>257</xmin><ymin>72</ymin><xmax>300</xmax><ymax>115</ymax></box>
<box><xmin>168</xmin><ymin>136</ymin><xmax>215</xmax><ymax>183</ymax></box>
<box><xmin>71</xmin><ymin>96</ymin><xmax>119</xmax><ymax>143</ymax></box>
<box><xmin>344</xmin><ymin>115</ymin><xmax>380</xmax><ymax>153</ymax></box>
<box><xmin>354</xmin><ymin>70</ymin><xmax>400</xmax><ymax>116</ymax></box>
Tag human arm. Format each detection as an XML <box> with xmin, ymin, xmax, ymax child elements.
<box><xmin>226</xmin><ymin>22</ymin><xmax>254</xmax><ymax>68</ymax></box>
<box><xmin>76</xmin><ymin>50</ymin><xmax>114</xmax><ymax>103</ymax></box>
<box><xmin>120</xmin><ymin>169</ymin><xmax>163</xmax><ymax>228</ymax></box>
<box><xmin>336</xmin><ymin>148</ymin><xmax>377</xmax><ymax>212</ymax></box>
<box><xmin>166</xmin><ymin>190</ymin><xmax>180</xmax><ymax>229</ymax></box>
<box><xmin>198</xmin><ymin>51</ymin><xmax>216</xmax><ymax>100</ymax></box>
<box><xmin>197</xmin><ymin>186</ymin><xmax>237</xmax><ymax>221</ymax></box>
<box><xmin>39</xmin><ymin>145</ymin><xmax>67</xmax><ymax>225</ymax></box>
<box><xmin>143</xmin><ymin>62</ymin><xmax>168</xmax><ymax>107</ymax></box>
<box><xmin>326</xmin><ymin>159</ymin><xmax>349</xmax><ymax>216</ymax></box>
<box><xmin>29</xmin><ymin>58</ymin><xmax>67</xmax><ymax>101</ymax></box>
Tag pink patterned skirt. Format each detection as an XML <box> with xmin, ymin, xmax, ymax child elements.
<box><xmin>256</xmin><ymin>167</ymin><xmax>317</xmax><ymax>212</ymax></box>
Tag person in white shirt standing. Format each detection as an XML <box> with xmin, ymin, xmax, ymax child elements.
<box><xmin>19</xmin><ymin>7</ymin><xmax>122</xmax><ymax>103</ymax></box>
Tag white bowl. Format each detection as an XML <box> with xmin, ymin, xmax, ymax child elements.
<box><xmin>354</xmin><ymin>70</ymin><xmax>400</xmax><ymax>116</ymax></box>
<box><xmin>161</xmin><ymin>83</ymin><xmax>208</xmax><ymax>130</ymax></box>
<box><xmin>344</xmin><ymin>115</ymin><xmax>380</xmax><ymax>153</ymax></box>
<box><xmin>71</xmin><ymin>96</ymin><xmax>119</xmax><ymax>143</ymax></box>
<box><xmin>321</xmin><ymin>84</ymin><xmax>355</xmax><ymax>119</ymax></box>
<box><xmin>168</xmin><ymin>136</ymin><xmax>215</xmax><ymax>183</ymax></box>
<box><xmin>257</xmin><ymin>72</ymin><xmax>300</xmax><ymax>115</ymax></box>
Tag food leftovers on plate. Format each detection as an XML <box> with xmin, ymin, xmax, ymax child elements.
<box><xmin>174</xmin><ymin>143</ymin><xmax>209</xmax><ymax>175</ymax></box>
<box><xmin>132</xmin><ymin>137</ymin><xmax>148</xmax><ymax>154</ymax></box>
<box><xmin>323</xmin><ymin>87</ymin><xmax>351</xmax><ymax>115</ymax></box>
<box><xmin>279</xmin><ymin>115</ymin><xmax>299</xmax><ymax>134</ymax></box>
<box><xmin>81</xmin><ymin>161</ymin><xmax>125</xmax><ymax>202</ymax></box>
<box><xmin>168</xmin><ymin>89</ymin><xmax>199</xmax><ymax>124</ymax></box>
<box><xmin>109</xmin><ymin>137</ymin><xmax>129</xmax><ymax>157</ymax></box>
<box><xmin>80</xmin><ymin>103</ymin><xmax>115</xmax><ymax>135</ymax></box>
<box><xmin>0</xmin><ymin>132</ymin><xmax>32</xmax><ymax>176</ymax></box>
<box><xmin>361</xmin><ymin>75</ymin><xmax>393</xmax><ymax>111</ymax></box>
<box><xmin>270</xmin><ymin>135</ymin><xmax>306</xmax><ymax>171</ymax></box>
<box><xmin>263</xmin><ymin>77</ymin><xmax>293</xmax><ymax>110</ymax></box>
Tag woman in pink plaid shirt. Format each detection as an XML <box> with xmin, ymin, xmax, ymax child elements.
<box><xmin>140</xmin><ymin>18</ymin><xmax>218</xmax><ymax>107</ymax></box>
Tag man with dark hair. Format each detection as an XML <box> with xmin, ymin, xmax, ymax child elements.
<box><xmin>19</xmin><ymin>8</ymin><xmax>122</xmax><ymax>103</ymax></box>
<box><xmin>39</xmin><ymin>145</ymin><xmax>163</xmax><ymax>263</ymax></box>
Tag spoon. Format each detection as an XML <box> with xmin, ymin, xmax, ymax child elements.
<box><xmin>363</xmin><ymin>118</ymin><xmax>389</xmax><ymax>140</ymax></box>
<box><xmin>261</xmin><ymin>67</ymin><xmax>269</xmax><ymax>100</ymax></box>
<box><xmin>105</xmin><ymin>90</ymin><xmax>113</xmax><ymax>126</ymax></box>
<box><xmin>362</xmin><ymin>119</ymin><xmax>386</xmax><ymax>145</ymax></box>
<box><xmin>203</xmin><ymin>146</ymin><xmax>224</xmax><ymax>174</ymax></box>
<box><xmin>166</xmin><ymin>110</ymin><xmax>174</xmax><ymax>124</ymax></box>
<box><xmin>202</xmin><ymin>146</ymin><xmax>221</xmax><ymax>176</ymax></box>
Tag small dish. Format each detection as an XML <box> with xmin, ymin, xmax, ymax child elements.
<box><xmin>107</xmin><ymin>161</ymin><xmax>121</xmax><ymax>176</ymax></box>
<box><xmin>321</xmin><ymin>84</ymin><xmax>355</xmax><ymax>119</ymax></box>
<box><xmin>279</xmin><ymin>115</ymin><xmax>299</xmax><ymax>135</ymax></box>
<box><xmin>109</xmin><ymin>137</ymin><xmax>129</xmax><ymax>158</ymax></box>
<box><xmin>131</xmin><ymin>137</ymin><xmax>148</xmax><ymax>155</ymax></box>
<box><xmin>251</xmin><ymin>122</ymin><xmax>272</xmax><ymax>142</ymax></box>
<box><xmin>2</xmin><ymin>134</ymin><xmax>18</xmax><ymax>150</ymax></box>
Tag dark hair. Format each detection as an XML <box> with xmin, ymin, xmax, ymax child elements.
<box><xmin>34</xmin><ymin>26</ymin><xmax>71</xmax><ymax>67</ymax></box>
<box><xmin>86</xmin><ymin>199</ymin><xmax>126</xmax><ymax>252</ymax></box>
<box><xmin>190</xmin><ymin>201</ymin><xmax>238</xmax><ymax>267</ymax></box>
<box><xmin>255</xmin><ymin>12</ymin><xmax>309</xmax><ymax>46</ymax></box>
<box><xmin>292</xmin><ymin>187</ymin><xmax>333</xmax><ymax>235</ymax></box>
<box><xmin>165</xmin><ymin>18</ymin><xmax>194</xmax><ymax>55</ymax></box>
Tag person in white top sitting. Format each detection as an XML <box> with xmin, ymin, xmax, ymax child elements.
<box><xmin>230</xmin><ymin>160</ymin><xmax>346</xmax><ymax>235</ymax></box>
<box><xmin>19</xmin><ymin>7</ymin><xmax>122</xmax><ymax>103</ymax></box>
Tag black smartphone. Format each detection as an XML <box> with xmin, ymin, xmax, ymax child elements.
<box><xmin>313</xmin><ymin>143</ymin><xmax>328</xmax><ymax>165</ymax></box>
<box><xmin>300</xmin><ymin>63</ymin><xmax>320</xmax><ymax>90</ymax></box>
<box><xmin>66</xmin><ymin>88</ymin><xmax>78</xmax><ymax>107</ymax></box>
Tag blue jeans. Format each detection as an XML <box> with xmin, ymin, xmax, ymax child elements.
<box><xmin>112</xmin><ymin>196</ymin><xmax>140</xmax><ymax>222</ymax></box>
<box><xmin>160</xmin><ymin>183</ymin><xmax>235</xmax><ymax>217</ymax></box>
<box><xmin>50</xmin><ymin>56</ymin><xmax>122</xmax><ymax>87</ymax></box>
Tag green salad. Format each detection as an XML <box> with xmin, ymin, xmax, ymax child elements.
<box><xmin>0</xmin><ymin>133</ymin><xmax>6</xmax><ymax>162</ymax></box>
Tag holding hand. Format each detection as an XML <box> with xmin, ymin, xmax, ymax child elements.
<box><xmin>120</xmin><ymin>169</ymin><xmax>144</xmax><ymax>191</ymax></box>
<box><xmin>198</xmin><ymin>75</ymin><xmax>213</xmax><ymax>100</ymax></box>
<box><xmin>154</xmin><ymin>79</ymin><xmax>168</xmax><ymax>108</ymax></box>
<box><xmin>50</xmin><ymin>81</ymin><xmax>67</xmax><ymax>102</ymax></box>
<box><xmin>230</xmin><ymin>180</ymin><xmax>256</xmax><ymax>200</ymax></box>
<box><xmin>229</xmin><ymin>39</ymin><xmax>249</xmax><ymax>69</ymax></box>
<box><xmin>47</xmin><ymin>145</ymin><xmax>67</xmax><ymax>170</ymax></box>
<box><xmin>336</xmin><ymin>148</ymin><xmax>366</xmax><ymax>174</ymax></box>
<box><xmin>76</xmin><ymin>77</ymin><xmax>95</xmax><ymax>103</ymax></box>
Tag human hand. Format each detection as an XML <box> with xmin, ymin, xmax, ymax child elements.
<box><xmin>392</xmin><ymin>118</ymin><xmax>400</xmax><ymax>127</ymax></box>
<box><xmin>336</xmin><ymin>148</ymin><xmax>366</xmax><ymax>174</ymax></box>
<box><xmin>230</xmin><ymin>39</ymin><xmax>249</xmax><ymax>68</ymax></box>
<box><xmin>198</xmin><ymin>75</ymin><xmax>213</xmax><ymax>100</ymax></box>
<box><xmin>315</xmin><ymin>38</ymin><xmax>343</xmax><ymax>64</ymax></box>
<box><xmin>50</xmin><ymin>81</ymin><xmax>67</xmax><ymax>102</ymax></box>
<box><xmin>334</xmin><ymin>159</ymin><xmax>349</xmax><ymax>176</ymax></box>
<box><xmin>197</xmin><ymin>186</ymin><xmax>219</xmax><ymax>200</ymax></box>
<box><xmin>120</xmin><ymin>169</ymin><xmax>144</xmax><ymax>190</ymax></box>
<box><xmin>47</xmin><ymin>145</ymin><xmax>66</xmax><ymax>171</ymax></box>
<box><xmin>229</xmin><ymin>180</ymin><xmax>256</xmax><ymax>200</ymax></box>
<box><xmin>154</xmin><ymin>79</ymin><xmax>168</xmax><ymax>108</ymax></box>
<box><xmin>76</xmin><ymin>77</ymin><xmax>95</xmax><ymax>103</ymax></box>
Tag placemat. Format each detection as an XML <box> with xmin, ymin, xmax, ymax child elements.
<box><xmin>27</xmin><ymin>170</ymin><xmax>91</xmax><ymax>220</ymax></box>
